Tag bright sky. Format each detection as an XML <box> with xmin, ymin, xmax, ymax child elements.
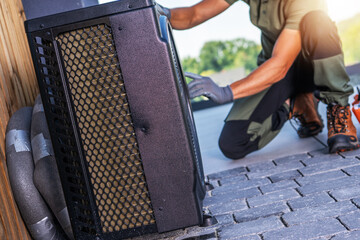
<box><xmin>100</xmin><ymin>0</ymin><xmax>360</xmax><ymax>58</ymax></box>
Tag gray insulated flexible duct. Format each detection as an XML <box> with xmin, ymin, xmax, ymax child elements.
<box><xmin>6</xmin><ymin>107</ymin><xmax>65</xmax><ymax>240</ymax></box>
<box><xmin>31</xmin><ymin>95</ymin><xmax>74</xmax><ymax>240</ymax></box>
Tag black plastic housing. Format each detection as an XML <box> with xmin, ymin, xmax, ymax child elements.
<box><xmin>25</xmin><ymin>1</ymin><xmax>206</xmax><ymax>239</ymax></box>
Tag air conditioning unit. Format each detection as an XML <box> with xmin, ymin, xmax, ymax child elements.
<box><xmin>25</xmin><ymin>1</ymin><xmax>206</xmax><ymax>239</ymax></box>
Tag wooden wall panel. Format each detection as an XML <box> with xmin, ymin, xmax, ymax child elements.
<box><xmin>0</xmin><ymin>0</ymin><xmax>38</xmax><ymax>238</ymax></box>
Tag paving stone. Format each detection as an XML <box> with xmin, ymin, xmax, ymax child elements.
<box><xmin>331</xmin><ymin>230</ymin><xmax>360</xmax><ymax>240</ymax></box>
<box><xmin>282</xmin><ymin>201</ymin><xmax>358</xmax><ymax>226</ymax></box>
<box><xmin>330</xmin><ymin>185</ymin><xmax>360</xmax><ymax>201</ymax></box>
<box><xmin>204</xmin><ymin>188</ymin><xmax>261</xmax><ymax>207</ymax></box>
<box><xmin>287</xmin><ymin>192</ymin><xmax>335</xmax><ymax>210</ymax></box>
<box><xmin>234</xmin><ymin>202</ymin><xmax>290</xmax><ymax>223</ymax></box>
<box><xmin>339</xmin><ymin>211</ymin><xmax>360</xmax><ymax>230</ymax></box>
<box><xmin>295</xmin><ymin>170</ymin><xmax>347</xmax><ymax>186</ymax></box>
<box><xmin>299</xmin><ymin>158</ymin><xmax>360</xmax><ymax>176</ymax></box>
<box><xmin>209</xmin><ymin>199</ymin><xmax>248</xmax><ymax>215</ymax></box>
<box><xmin>260</xmin><ymin>180</ymin><xmax>298</xmax><ymax>194</ymax></box>
<box><xmin>247</xmin><ymin>189</ymin><xmax>300</xmax><ymax>208</ymax></box>
<box><xmin>297</xmin><ymin>176</ymin><xmax>360</xmax><ymax>195</ymax></box>
<box><xmin>214</xmin><ymin>214</ymin><xmax>235</xmax><ymax>226</ymax></box>
<box><xmin>227</xmin><ymin>235</ymin><xmax>261</xmax><ymax>240</ymax></box>
<box><xmin>208</xmin><ymin>167</ymin><xmax>247</xmax><ymax>180</ymax></box>
<box><xmin>340</xmin><ymin>147</ymin><xmax>360</xmax><ymax>158</ymax></box>
<box><xmin>262</xmin><ymin>218</ymin><xmax>346</xmax><ymax>240</ymax></box>
<box><xmin>352</xmin><ymin>197</ymin><xmax>360</xmax><ymax>207</ymax></box>
<box><xmin>220</xmin><ymin>174</ymin><xmax>249</xmax><ymax>186</ymax></box>
<box><xmin>247</xmin><ymin>161</ymin><xmax>275</xmax><ymax>173</ymax></box>
<box><xmin>211</xmin><ymin>178</ymin><xmax>271</xmax><ymax>196</ymax></box>
<box><xmin>247</xmin><ymin>162</ymin><xmax>304</xmax><ymax>179</ymax></box>
<box><xmin>302</xmin><ymin>154</ymin><xmax>343</xmax><ymax>166</ymax></box>
<box><xmin>268</xmin><ymin>170</ymin><xmax>302</xmax><ymax>183</ymax></box>
<box><xmin>272</xmin><ymin>153</ymin><xmax>309</xmax><ymax>165</ymax></box>
<box><xmin>343</xmin><ymin>165</ymin><xmax>360</xmax><ymax>176</ymax></box>
<box><xmin>308</xmin><ymin>147</ymin><xmax>330</xmax><ymax>157</ymax></box>
<box><xmin>218</xmin><ymin>216</ymin><xmax>284</xmax><ymax>239</ymax></box>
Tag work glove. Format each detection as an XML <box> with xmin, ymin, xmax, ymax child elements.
<box><xmin>185</xmin><ymin>72</ymin><xmax>234</xmax><ymax>105</ymax></box>
<box><xmin>157</xmin><ymin>4</ymin><xmax>171</xmax><ymax>20</ymax></box>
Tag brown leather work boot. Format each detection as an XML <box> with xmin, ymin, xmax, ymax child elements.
<box><xmin>289</xmin><ymin>92</ymin><xmax>324</xmax><ymax>138</ymax></box>
<box><xmin>327</xmin><ymin>104</ymin><xmax>360</xmax><ymax>153</ymax></box>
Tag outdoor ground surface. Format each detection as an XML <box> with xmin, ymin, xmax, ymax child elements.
<box><xmin>130</xmin><ymin>85</ymin><xmax>360</xmax><ymax>240</ymax></box>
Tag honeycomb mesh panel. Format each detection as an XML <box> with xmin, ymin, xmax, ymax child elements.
<box><xmin>56</xmin><ymin>24</ymin><xmax>156</xmax><ymax>233</ymax></box>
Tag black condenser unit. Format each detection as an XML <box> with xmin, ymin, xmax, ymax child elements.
<box><xmin>25</xmin><ymin>0</ymin><xmax>206</xmax><ymax>239</ymax></box>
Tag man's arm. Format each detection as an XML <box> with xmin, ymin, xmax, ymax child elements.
<box><xmin>169</xmin><ymin>0</ymin><xmax>231</xmax><ymax>30</ymax></box>
<box><xmin>230</xmin><ymin>29</ymin><xmax>302</xmax><ymax>99</ymax></box>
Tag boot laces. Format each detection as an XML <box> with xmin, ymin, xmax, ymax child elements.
<box><xmin>329</xmin><ymin>105</ymin><xmax>349</xmax><ymax>133</ymax></box>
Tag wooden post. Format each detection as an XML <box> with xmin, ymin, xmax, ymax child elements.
<box><xmin>0</xmin><ymin>0</ymin><xmax>38</xmax><ymax>238</ymax></box>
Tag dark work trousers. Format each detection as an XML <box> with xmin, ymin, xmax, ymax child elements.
<box><xmin>219</xmin><ymin>11</ymin><xmax>353</xmax><ymax>160</ymax></box>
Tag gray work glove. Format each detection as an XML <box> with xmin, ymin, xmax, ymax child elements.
<box><xmin>185</xmin><ymin>72</ymin><xmax>234</xmax><ymax>104</ymax></box>
<box><xmin>157</xmin><ymin>4</ymin><xmax>171</xmax><ymax>19</ymax></box>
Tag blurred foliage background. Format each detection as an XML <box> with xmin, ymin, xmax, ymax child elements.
<box><xmin>181</xmin><ymin>14</ymin><xmax>360</xmax><ymax>79</ymax></box>
<box><xmin>338</xmin><ymin>14</ymin><xmax>360</xmax><ymax>66</ymax></box>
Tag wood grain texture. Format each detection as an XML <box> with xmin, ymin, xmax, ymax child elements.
<box><xmin>0</xmin><ymin>0</ymin><xmax>38</xmax><ymax>238</ymax></box>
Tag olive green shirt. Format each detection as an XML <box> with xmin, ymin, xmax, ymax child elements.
<box><xmin>226</xmin><ymin>0</ymin><xmax>327</xmax><ymax>64</ymax></box>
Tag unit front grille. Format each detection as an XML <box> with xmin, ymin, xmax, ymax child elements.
<box><xmin>56</xmin><ymin>24</ymin><xmax>156</xmax><ymax>233</ymax></box>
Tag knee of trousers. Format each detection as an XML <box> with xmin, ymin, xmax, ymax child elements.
<box><xmin>218</xmin><ymin>133</ymin><xmax>258</xmax><ymax>160</ymax></box>
<box><xmin>300</xmin><ymin>10</ymin><xmax>342</xmax><ymax>59</ymax></box>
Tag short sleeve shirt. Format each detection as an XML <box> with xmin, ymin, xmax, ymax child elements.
<box><xmin>225</xmin><ymin>0</ymin><xmax>327</xmax><ymax>64</ymax></box>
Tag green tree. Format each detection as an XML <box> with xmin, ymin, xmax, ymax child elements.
<box><xmin>181</xmin><ymin>38</ymin><xmax>261</xmax><ymax>76</ymax></box>
<box><xmin>181</xmin><ymin>56</ymin><xmax>201</xmax><ymax>76</ymax></box>
<box><xmin>338</xmin><ymin>14</ymin><xmax>360</xmax><ymax>65</ymax></box>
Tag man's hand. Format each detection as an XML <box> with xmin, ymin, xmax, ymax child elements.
<box><xmin>185</xmin><ymin>72</ymin><xmax>233</xmax><ymax>104</ymax></box>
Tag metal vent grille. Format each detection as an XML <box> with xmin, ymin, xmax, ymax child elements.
<box><xmin>56</xmin><ymin>24</ymin><xmax>156</xmax><ymax>233</ymax></box>
<box><xmin>33</xmin><ymin>35</ymin><xmax>97</xmax><ymax>235</ymax></box>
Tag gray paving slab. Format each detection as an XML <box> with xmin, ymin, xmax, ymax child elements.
<box><xmin>262</xmin><ymin>218</ymin><xmax>346</xmax><ymax>240</ymax></box>
<box><xmin>260</xmin><ymin>180</ymin><xmax>299</xmax><ymax>194</ymax></box>
<box><xmin>339</xmin><ymin>211</ymin><xmax>360</xmax><ymax>230</ymax></box>
<box><xmin>343</xmin><ymin>164</ymin><xmax>360</xmax><ymax>176</ymax></box>
<box><xmin>352</xmin><ymin>197</ymin><xmax>360</xmax><ymax>207</ymax></box>
<box><xmin>282</xmin><ymin>201</ymin><xmax>358</xmax><ymax>226</ymax></box>
<box><xmin>247</xmin><ymin>161</ymin><xmax>304</xmax><ymax>179</ymax></box>
<box><xmin>299</xmin><ymin>158</ymin><xmax>360</xmax><ymax>176</ymax></box>
<box><xmin>218</xmin><ymin>216</ymin><xmax>284</xmax><ymax>239</ymax></box>
<box><xmin>140</xmin><ymin>146</ymin><xmax>360</xmax><ymax>239</ymax></box>
<box><xmin>233</xmin><ymin>202</ymin><xmax>290</xmax><ymax>223</ymax></box>
<box><xmin>247</xmin><ymin>189</ymin><xmax>300</xmax><ymax>208</ymax></box>
<box><xmin>287</xmin><ymin>192</ymin><xmax>335</xmax><ymax>210</ymax></box>
<box><xmin>297</xmin><ymin>176</ymin><xmax>360</xmax><ymax>195</ymax></box>
<box><xmin>204</xmin><ymin>188</ymin><xmax>261</xmax><ymax>207</ymax></box>
<box><xmin>208</xmin><ymin>199</ymin><xmax>248</xmax><ymax>215</ymax></box>
<box><xmin>295</xmin><ymin>170</ymin><xmax>347</xmax><ymax>186</ymax></box>
<box><xmin>331</xmin><ymin>230</ymin><xmax>360</xmax><ymax>240</ymax></box>
<box><xmin>272</xmin><ymin>153</ymin><xmax>310</xmax><ymax>165</ymax></box>
<box><xmin>211</xmin><ymin>178</ymin><xmax>271</xmax><ymax>196</ymax></box>
<box><xmin>330</xmin><ymin>185</ymin><xmax>360</xmax><ymax>201</ymax></box>
<box><xmin>134</xmin><ymin>89</ymin><xmax>360</xmax><ymax>239</ymax></box>
<box><xmin>268</xmin><ymin>170</ymin><xmax>302</xmax><ymax>183</ymax></box>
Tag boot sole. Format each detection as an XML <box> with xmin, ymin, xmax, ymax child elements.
<box><xmin>298</xmin><ymin>122</ymin><xmax>323</xmax><ymax>138</ymax></box>
<box><xmin>328</xmin><ymin>135</ymin><xmax>360</xmax><ymax>153</ymax></box>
